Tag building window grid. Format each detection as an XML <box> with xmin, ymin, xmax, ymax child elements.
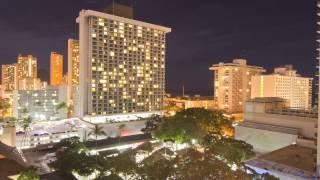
<box><xmin>89</xmin><ymin>17</ymin><xmax>165</xmax><ymax>115</ymax></box>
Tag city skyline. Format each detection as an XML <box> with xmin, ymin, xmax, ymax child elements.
<box><xmin>0</xmin><ymin>1</ymin><xmax>318</xmax><ymax>179</ymax></box>
<box><xmin>0</xmin><ymin>0</ymin><xmax>316</xmax><ymax>96</ymax></box>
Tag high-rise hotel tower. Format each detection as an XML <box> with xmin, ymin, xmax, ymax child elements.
<box><xmin>76</xmin><ymin>10</ymin><xmax>171</xmax><ymax>119</ymax></box>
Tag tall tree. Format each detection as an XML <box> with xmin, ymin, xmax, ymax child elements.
<box><xmin>88</xmin><ymin>125</ymin><xmax>107</xmax><ymax>142</ymax></box>
<box><xmin>153</xmin><ymin>108</ymin><xmax>233</xmax><ymax>144</ymax></box>
<box><xmin>50</xmin><ymin>137</ymin><xmax>98</xmax><ymax>178</ymax></box>
<box><xmin>141</xmin><ymin>114</ymin><xmax>163</xmax><ymax>134</ymax></box>
<box><xmin>203</xmin><ymin>135</ymin><xmax>255</xmax><ymax>165</ymax></box>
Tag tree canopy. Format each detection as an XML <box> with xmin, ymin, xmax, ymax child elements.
<box><xmin>17</xmin><ymin>169</ymin><xmax>39</xmax><ymax>180</ymax></box>
<box><xmin>48</xmin><ymin>108</ymin><xmax>278</xmax><ymax>180</ymax></box>
<box><xmin>153</xmin><ymin>108</ymin><xmax>234</xmax><ymax>144</ymax></box>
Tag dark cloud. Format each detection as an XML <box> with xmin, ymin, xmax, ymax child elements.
<box><xmin>0</xmin><ymin>0</ymin><xmax>316</xmax><ymax>95</ymax></box>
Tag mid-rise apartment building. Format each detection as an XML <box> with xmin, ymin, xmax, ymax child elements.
<box><xmin>17</xmin><ymin>54</ymin><xmax>37</xmax><ymax>79</ymax></box>
<box><xmin>251</xmin><ymin>65</ymin><xmax>312</xmax><ymax>109</ymax></box>
<box><xmin>164</xmin><ymin>95</ymin><xmax>215</xmax><ymax>116</ymax></box>
<box><xmin>76</xmin><ymin>9</ymin><xmax>171</xmax><ymax>119</ymax></box>
<box><xmin>50</xmin><ymin>52</ymin><xmax>63</xmax><ymax>86</ymax></box>
<box><xmin>209</xmin><ymin>59</ymin><xmax>265</xmax><ymax>113</ymax></box>
<box><xmin>1</xmin><ymin>64</ymin><xmax>17</xmax><ymax>92</ymax></box>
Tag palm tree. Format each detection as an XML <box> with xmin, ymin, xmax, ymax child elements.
<box><xmin>88</xmin><ymin>125</ymin><xmax>106</xmax><ymax>158</ymax></box>
<box><xmin>56</xmin><ymin>102</ymin><xmax>70</xmax><ymax>119</ymax></box>
<box><xmin>56</xmin><ymin>102</ymin><xmax>67</xmax><ymax>111</ymax></box>
<box><xmin>57</xmin><ymin>103</ymin><xmax>74</xmax><ymax>118</ymax></box>
<box><xmin>20</xmin><ymin>116</ymin><xmax>32</xmax><ymax>148</ymax></box>
<box><xmin>88</xmin><ymin>125</ymin><xmax>107</xmax><ymax>142</ymax></box>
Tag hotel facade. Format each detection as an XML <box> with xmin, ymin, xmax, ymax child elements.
<box><xmin>209</xmin><ymin>59</ymin><xmax>265</xmax><ymax>114</ymax></box>
<box><xmin>251</xmin><ymin>65</ymin><xmax>312</xmax><ymax>109</ymax></box>
<box><xmin>76</xmin><ymin>10</ymin><xmax>171</xmax><ymax>120</ymax></box>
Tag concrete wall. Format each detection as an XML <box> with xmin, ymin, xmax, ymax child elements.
<box><xmin>0</xmin><ymin>126</ymin><xmax>16</xmax><ymax>147</ymax></box>
<box><xmin>245</xmin><ymin>112</ymin><xmax>316</xmax><ymax>139</ymax></box>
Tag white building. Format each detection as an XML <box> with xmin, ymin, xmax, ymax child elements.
<box><xmin>12</xmin><ymin>85</ymin><xmax>68</xmax><ymax>121</ymax></box>
<box><xmin>76</xmin><ymin>9</ymin><xmax>171</xmax><ymax>121</ymax></box>
<box><xmin>251</xmin><ymin>65</ymin><xmax>312</xmax><ymax>109</ymax></box>
<box><xmin>209</xmin><ymin>59</ymin><xmax>265</xmax><ymax>113</ymax></box>
<box><xmin>235</xmin><ymin>97</ymin><xmax>317</xmax><ymax>179</ymax></box>
<box><xmin>236</xmin><ymin>97</ymin><xmax>316</xmax><ymax>154</ymax></box>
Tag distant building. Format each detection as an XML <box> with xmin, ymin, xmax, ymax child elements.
<box><xmin>1</xmin><ymin>64</ymin><xmax>17</xmax><ymax>92</ymax></box>
<box><xmin>50</xmin><ymin>52</ymin><xmax>63</xmax><ymax>86</ymax></box>
<box><xmin>67</xmin><ymin>39</ymin><xmax>80</xmax><ymax>106</ymax></box>
<box><xmin>13</xmin><ymin>85</ymin><xmax>68</xmax><ymax>121</ymax></box>
<box><xmin>251</xmin><ymin>65</ymin><xmax>312</xmax><ymax>109</ymax></box>
<box><xmin>17</xmin><ymin>77</ymin><xmax>46</xmax><ymax>91</ymax></box>
<box><xmin>76</xmin><ymin>9</ymin><xmax>171</xmax><ymax>121</ymax></box>
<box><xmin>17</xmin><ymin>54</ymin><xmax>37</xmax><ymax>80</ymax></box>
<box><xmin>164</xmin><ymin>95</ymin><xmax>215</xmax><ymax>116</ymax></box>
<box><xmin>209</xmin><ymin>59</ymin><xmax>265</xmax><ymax>114</ymax></box>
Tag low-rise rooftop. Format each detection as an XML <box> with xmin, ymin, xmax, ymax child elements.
<box><xmin>239</xmin><ymin>121</ymin><xmax>299</xmax><ymax>135</ymax></box>
<box><xmin>246</xmin><ymin>145</ymin><xmax>316</xmax><ymax>179</ymax></box>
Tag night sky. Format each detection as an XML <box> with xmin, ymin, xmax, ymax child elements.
<box><xmin>0</xmin><ymin>0</ymin><xmax>317</xmax><ymax>95</ymax></box>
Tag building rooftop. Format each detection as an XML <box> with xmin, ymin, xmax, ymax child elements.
<box><xmin>246</xmin><ymin>145</ymin><xmax>316</xmax><ymax>179</ymax></box>
<box><xmin>239</xmin><ymin>121</ymin><xmax>299</xmax><ymax>135</ymax></box>
<box><xmin>247</xmin><ymin>97</ymin><xmax>287</xmax><ymax>103</ymax></box>
<box><xmin>209</xmin><ymin>59</ymin><xmax>266</xmax><ymax>71</ymax></box>
<box><xmin>166</xmin><ymin>95</ymin><xmax>214</xmax><ymax>101</ymax></box>
<box><xmin>266</xmin><ymin>108</ymin><xmax>318</xmax><ymax>118</ymax></box>
<box><xmin>77</xmin><ymin>9</ymin><xmax>171</xmax><ymax>33</ymax></box>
